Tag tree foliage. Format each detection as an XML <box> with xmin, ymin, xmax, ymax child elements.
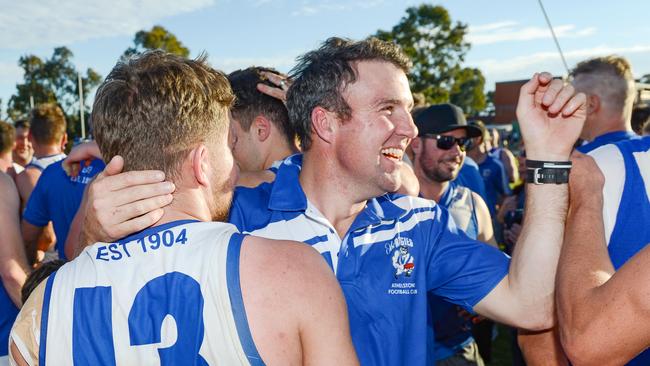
<box><xmin>7</xmin><ymin>47</ymin><xmax>102</xmax><ymax>141</ymax></box>
<box><xmin>123</xmin><ymin>25</ymin><xmax>190</xmax><ymax>58</ymax></box>
<box><xmin>375</xmin><ymin>4</ymin><xmax>486</xmax><ymax>114</ymax></box>
<box><xmin>449</xmin><ymin>67</ymin><xmax>486</xmax><ymax>115</ymax></box>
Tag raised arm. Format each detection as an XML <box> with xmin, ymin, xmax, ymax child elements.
<box><xmin>557</xmin><ymin>152</ymin><xmax>650</xmax><ymax>365</ymax></box>
<box><xmin>0</xmin><ymin>173</ymin><xmax>29</xmax><ymax>306</ymax></box>
<box><xmin>474</xmin><ymin>72</ymin><xmax>586</xmax><ymax>330</ymax></box>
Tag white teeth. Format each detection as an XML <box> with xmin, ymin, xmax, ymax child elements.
<box><xmin>381</xmin><ymin>148</ymin><xmax>404</xmax><ymax>159</ymax></box>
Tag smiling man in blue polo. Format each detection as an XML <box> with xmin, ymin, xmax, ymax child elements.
<box><xmin>75</xmin><ymin>37</ymin><xmax>587</xmax><ymax>365</ymax></box>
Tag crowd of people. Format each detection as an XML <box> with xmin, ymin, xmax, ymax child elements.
<box><xmin>0</xmin><ymin>37</ymin><xmax>648</xmax><ymax>366</ymax></box>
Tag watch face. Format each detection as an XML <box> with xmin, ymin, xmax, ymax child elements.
<box><xmin>526</xmin><ymin>168</ymin><xmax>570</xmax><ymax>184</ymax></box>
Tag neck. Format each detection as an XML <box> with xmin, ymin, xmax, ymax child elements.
<box><xmin>584</xmin><ymin>113</ymin><xmax>632</xmax><ymax>141</ymax></box>
<box><xmin>417</xmin><ymin>176</ymin><xmax>448</xmax><ymax>203</ymax></box>
<box><xmin>33</xmin><ymin>144</ymin><xmax>62</xmax><ymax>159</ymax></box>
<box><xmin>0</xmin><ymin>153</ymin><xmax>11</xmax><ymax>173</ymax></box>
<box><xmin>155</xmin><ymin>189</ymin><xmax>211</xmax><ymax>227</ymax></box>
<box><xmin>300</xmin><ymin>150</ymin><xmax>367</xmax><ymax>237</ymax></box>
<box><xmin>413</xmin><ymin>162</ymin><xmax>448</xmax><ymax>202</ymax></box>
<box><xmin>263</xmin><ymin>139</ymin><xmax>300</xmax><ymax>170</ymax></box>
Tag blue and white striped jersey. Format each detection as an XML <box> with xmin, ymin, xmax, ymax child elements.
<box><xmin>590</xmin><ymin>136</ymin><xmax>650</xmax><ymax>366</ymax></box>
<box><xmin>229</xmin><ymin>154</ymin><xmax>510</xmax><ymax>366</ymax></box>
<box><xmin>10</xmin><ymin>221</ymin><xmax>263</xmax><ymax>366</ymax></box>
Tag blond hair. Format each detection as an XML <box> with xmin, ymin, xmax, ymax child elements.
<box><xmin>91</xmin><ymin>51</ymin><xmax>234</xmax><ymax>181</ymax></box>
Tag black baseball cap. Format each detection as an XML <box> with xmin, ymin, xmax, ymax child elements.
<box><xmin>414</xmin><ymin>103</ymin><xmax>482</xmax><ymax>138</ymax></box>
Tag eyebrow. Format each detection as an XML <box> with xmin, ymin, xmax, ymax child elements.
<box><xmin>374</xmin><ymin>98</ymin><xmax>414</xmax><ymax>110</ymax></box>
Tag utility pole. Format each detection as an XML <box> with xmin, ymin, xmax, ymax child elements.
<box><xmin>537</xmin><ymin>0</ymin><xmax>570</xmax><ymax>75</ymax></box>
<box><xmin>78</xmin><ymin>72</ymin><xmax>85</xmax><ymax>139</ymax></box>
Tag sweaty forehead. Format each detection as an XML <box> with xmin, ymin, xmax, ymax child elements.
<box><xmin>343</xmin><ymin>61</ymin><xmax>413</xmax><ymax>107</ymax></box>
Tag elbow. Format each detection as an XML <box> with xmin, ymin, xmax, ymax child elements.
<box><xmin>516</xmin><ymin>298</ymin><xmax>556</xmax><ymax>331</ymax></box>
<box><xmin>521</xmin><ymin>312</ymin><xmax>554</xmax><ymax>332</ymax></box>
<box><xmin>561</xmin><ymin>334</ymin><xmax>602</xmax><ymax>366</ymax></box>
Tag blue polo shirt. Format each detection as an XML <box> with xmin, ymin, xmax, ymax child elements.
<box><xmin>23</xmin><ymin>159</ymin><xmax>105</xmax><ymax>261</ymax></box>
<box><xmin>229</xmin><ymin>154</ymin><xmax>510</xmax><ymax>366</ymax></box>
<box><xmin>577</xmin><ymin>130</ymin><xmax>639</xmax><ymax>154</ymax></box>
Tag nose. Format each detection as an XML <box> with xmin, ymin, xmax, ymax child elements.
<box><xmin>398</xmin><ymin>112</ymin><xmax>418</xmax><ymax>139</ymax></box>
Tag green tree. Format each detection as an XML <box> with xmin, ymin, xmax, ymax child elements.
<box><xmin>376</xmin><ymin>4</ymin><xmax>470</xmax><ymax>105</ymax></box>
<box><xmin>123</xmin><ymin>25</ymin><xmax>190</xmax><ymax>58</ymax></box>
<box><xmin>7</xmin><ymin>47</ymin><xmax>102</xmax><ymax>141</ymax></box>
<box><xmin>449</xmin><ymin>67</ymin><xmax>486</xmax><ymax>115</ymax></box>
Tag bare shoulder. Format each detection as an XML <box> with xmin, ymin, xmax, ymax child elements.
<box><xmin>15</xmin><ymin>167</ymin><xmax>40</xmax><ymax>192</ymax></box>
<box><xmin>0</xmin><ymin>172</ymin><xmax>19</xmax><ymax>209</ymax></box>
<box><xmin>238</xmin><ymin>236</ymin><xmax>346</xmax><ymax>364</ymax></box>
<box><xmin>0</xmin><ymin>171</ymin><xmax>16</xmax><ymax>191</ymax></box>
<box><xmin>236</xmin><ymin>170</ymin><xmax>276</xmax><ymax>188</ymax></box>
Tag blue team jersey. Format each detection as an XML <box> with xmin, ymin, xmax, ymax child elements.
<box><xmin>478</xmin><ymin>155</ymin><xmax>511</xmax><ymax>216</ymax></box>
<box><xmin>14</xmin><ymin>221</ymin><xmax>262</xmax><ymax>365</ymax></box>
<box><xmin>454</xmin><ymin>156</ymin><xmax>488</xmax><ymax>204</ymax></box>
<box><xmin>23</xmin><ymin>158</ymin><xmax>105</xmax><ymax>260</ymax></box>
<box><xmin>590</xmin><ymin>137</ymin><xmax>650</xmax><ymax>366</ymax></box>
<box><xmin>577</xmin><ymin>130</ymin><xmax>639</xmax><ymax>154</ymax></box>
<box><xmin>229</xmin><ymin>154</ymin><xmax>510</xmax><ymax>366</ymax></box>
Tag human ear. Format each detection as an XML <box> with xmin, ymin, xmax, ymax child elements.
<box><xmin>310</xmin><ymin>106</ymin><xmax>336</xmax><ymax>144</ymax></box>
<box><xmin>191</xmin><ymin>145</ymin><xmax>210</xmax><ymax>187</ymax></box>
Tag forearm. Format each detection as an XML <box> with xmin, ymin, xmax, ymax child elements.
<box><xmin>555</xmin><ymin>194</ymin><xmax>627</xmax><ymax>363</ymax></box>
<box><xmin>518</xmin><ymin>327</ymin><xmax>569</xmax><ymax>366</ymax></box>
<box><xmin>0</xmin><ymin>264</ymin><xmax>27</xmax><ymax>307</ymax></box>
<box><xmin>507</xmin><ymin>184</ymin><xmax>568</xmax><ymax>327</ymax></box>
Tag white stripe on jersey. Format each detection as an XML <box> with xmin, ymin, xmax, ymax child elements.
<box><xmin>590</xmin><ymin>144</ymin><xmax>650</xmax><ymax>244</ymax></box>
<box><xmin>42</xmin><ymin>221</ymin><xmax>253</xmax><ymax>365</ymax></box>
<box><xmin>352</xmin><ymin>209</ymin><xmax>437</xmax><ymax>248</ymax></box>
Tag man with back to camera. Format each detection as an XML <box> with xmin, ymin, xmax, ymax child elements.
<box><xmin>573</xmin><ymin>55</ymin><xmax>639</xmax><ymax>153</ymax></box>
<box><xmin>410</xmin><ymin>103</ymin><xmax>497</xmax><ymax>365</ymax></box>
<box><xmin>72</xmin><ymin>37</ymin><xmax>587</xmax><ymax>365</ymax></box>
<box><xmin>228</xmin><ymin>66</ymin><xmax>300</xmax><ymax>173</ymax></box>
<box><xmin>519</xmin><ymin>56</ymin><xmax>650</xmax><ymax>366</ymax></box>
<box><xmin>8</xmin><ymin>50</ymin><xmax>358</xmax><ymax>366</ymax></box>
<box><xmin>15</xmin><ymin>104</ymin><xmax>68</xmax><ymax>209</ymax></box>
<box><xmin>553</xmin><ymin>137</ymin><xmax>650</xmax><ymax>366</ymax></box>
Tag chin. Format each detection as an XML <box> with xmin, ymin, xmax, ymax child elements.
<box><xmin>379</xmin><ymin>177</ymin><xmax>401</xmax><ymax>194</ymax></box>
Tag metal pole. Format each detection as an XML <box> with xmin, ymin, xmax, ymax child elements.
<box><xmin>78</xmin><ymin>72</ymin><xmax>85</xmax><ymax>139</ymax></box>
<box><xmin>537</xmin><ymin>0</ymin><xmax>570</xmax><ymax>75</ymax></box>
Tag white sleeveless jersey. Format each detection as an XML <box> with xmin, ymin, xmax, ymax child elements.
<box><xmin>37</xmin><ymin>220</ymin><xmax>263</xmax><ymax>366</ymax></box>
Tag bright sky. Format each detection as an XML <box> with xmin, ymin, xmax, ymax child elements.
<box><xmin>1</xmin><ymin>0</ymin><xmax>649</xmax><ymax>115</ymax></box>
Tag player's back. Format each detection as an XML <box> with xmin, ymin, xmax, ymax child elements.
<box><xmin>11</xmin><ymin>220</ymin><xmax>261</xmax><ymax>365</ymax></box>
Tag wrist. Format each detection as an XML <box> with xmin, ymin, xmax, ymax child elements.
<box><xmin>524</xmin><ymin>151</ymin><xmax>570</xmax><ymax>161</ymax></box>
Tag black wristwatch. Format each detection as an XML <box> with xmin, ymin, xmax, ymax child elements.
<box><xmin>525</xmin><ymin>160</ymin><xmax>572</xmax><ymax>185</ymax></box>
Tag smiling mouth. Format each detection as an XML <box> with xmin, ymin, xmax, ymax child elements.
<box><xmin>381</xmin><ymin>147</ymin><xmax>404</xmax><ymax>161</ymax></box>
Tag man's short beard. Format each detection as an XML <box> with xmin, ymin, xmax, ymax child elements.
<box><xmin>424</xmin><ymin>167</ymin><xmax>454</xmax><ymax>183</ymax></box>
<box><xmin>211</xmin><ymin>191</ymin><xmax>233</xmax><ymax>222</ymax></box>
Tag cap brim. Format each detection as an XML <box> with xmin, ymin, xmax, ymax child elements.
<box><xmin>439</xmin><ymin>125</ymin><xmax>483</xmax><ymax>138</ymax></box>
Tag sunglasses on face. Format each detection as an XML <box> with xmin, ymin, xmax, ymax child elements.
<box><xmin>422</xmin><ymin>134</ymin><xmax>472</xmax><ymax>151</ymax></box>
